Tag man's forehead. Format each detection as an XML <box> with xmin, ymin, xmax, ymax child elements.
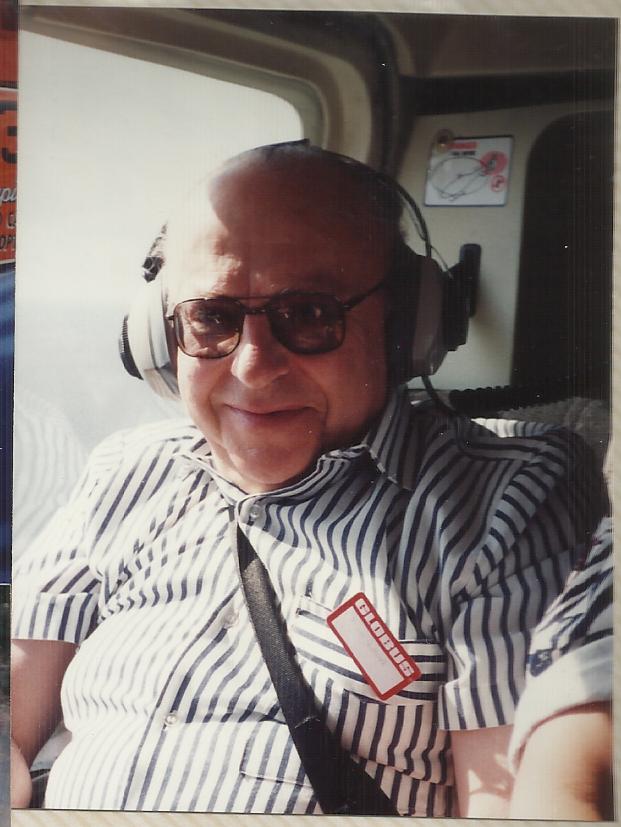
<box><xmin>213</xmin><ymin>154</ymin><xmax>389</xmax><ymax>226</ymax></box>
<box><xmin>161</xmin><ymin>151</ymin><xmax>400</xmax><ymax>306</ymax></box>
<box><xmin>168</xmin><ymin>156</ymin><xmax>396</xmax><ymax>256</ymax></box>
<box><xmin>165</xmin><ymin>230</ymin><xmax>381</xmax><ymax>301</ymax></box>
<box><xmin>185</xmin><ymin>152</ymin><xmax>394</xmax><ymax>223</ymax></box>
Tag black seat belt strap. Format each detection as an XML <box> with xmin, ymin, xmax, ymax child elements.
<box><xmin>233</xmin><ymin>520</ymin><xmax>399</xmax><ymax>815</ymax></box>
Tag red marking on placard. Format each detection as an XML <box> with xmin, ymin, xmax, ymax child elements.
<box><xmin>479</xmin><ymin>150</ymin><xmax>508</xmax><ymax>176</ymax></box>
<box><xmin>327</xmin><ymin>592</ymin><xmax>420</xmax><ymax>700</ymax></box>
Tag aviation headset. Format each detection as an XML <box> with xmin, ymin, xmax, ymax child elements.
<box><xmin>119</xmin><ymin>141</ymin><xmax>471</xmax><ymax>400</ymax></box>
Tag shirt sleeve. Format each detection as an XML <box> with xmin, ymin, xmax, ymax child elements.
<box><xmin>508</xmin><ymin>517</ymin><xmax>613</xmax><ymax>769</ymax></box>
<box><xmin>438</xmin><ymin>425</ymin><xmax>607</xmax><ymax>731</ymax></box>
<box><xmin>12</xmin><ymin>430</ymin><xmax>129</xmax><ymax>644</ymax></box>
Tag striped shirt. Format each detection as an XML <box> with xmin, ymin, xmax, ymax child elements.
<box><xmin>12</xmin><ymin>388</ymin><xmax>604</xmax><ymax>814</ymax></box>
<box><xmin>509</xmin><ymin>516</ymin><xmax>613</xmax><ymax>769</ymax></box>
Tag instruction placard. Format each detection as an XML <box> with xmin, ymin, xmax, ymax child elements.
<box><xmin>424</xmin><ymin>135</ymin><xmax>513</xmax><ymax>207</ymax></box>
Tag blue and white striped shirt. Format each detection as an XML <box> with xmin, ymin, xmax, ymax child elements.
<box><xmin>509</xmin><ymin>516</ymin><xmax>613</xmax><ymax>768</ymax></box>
<box><xmin>12</xmin><ymin>389</ymin><xmax>604</xmax><ymax>814</ymax></box>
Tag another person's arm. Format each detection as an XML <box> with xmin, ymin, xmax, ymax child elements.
<box><xmin>509</xmin><ymin>701</ymin><xmax>612</xmax><ymax>819</ymax></box>
<box><xmin>11</xmin><ymin>639</ymin><xmax>76</xmax><ymax>807</ymax></box>
<box><xmin>508</xmin><ymin>517</ymin><xmax>613</xmax><ymax>820</ymax></box>
<box><xmin>451</xmin><ymin>725</ymin><xmax>514</xmax><ymax>817</ymax></box>
<box><xmin>440</xmin><ymin>429</ymin><xmax>607</xmax><ymax>819</ymax></box>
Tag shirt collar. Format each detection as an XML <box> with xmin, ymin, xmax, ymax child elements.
<box><xmin>362</xmin><ymin>385</ymin><xmax>421</xmax><ymax>491</ymax></box>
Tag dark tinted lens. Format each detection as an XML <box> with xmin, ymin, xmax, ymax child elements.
<box><xmin>175</xmin><ymin>298</ymin><xmax>242</xmax><ymax>357</ymax></box>
<box><xmin>268</xmin><ymin>293</ymin><xmax>344</xmax><ymax>353</ymax></box>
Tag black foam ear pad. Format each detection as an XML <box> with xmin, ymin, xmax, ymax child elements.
<box><xmin>410</xmin><ymin>256</ymin><xmax>447</xmax><ymax>376</ymax></box>
<box><xmin>386</xmin><ymin>246</ymin><xmax>447</xmax><ymax>383</ymax></box>
<box><xmin>119</xmin><ymin>315</ymin><xmax>141</xmax><ymax>379</ymax></box>
<box><xmin>385</xmin><ymin>244</ymin><xmax>419</xmax><ymax>385</ymax></box>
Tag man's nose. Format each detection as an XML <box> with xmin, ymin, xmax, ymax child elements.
<box><xmin>229</xmin><ymin>314</ymin><xmax>290</xmax><ymax>387</ymax></box>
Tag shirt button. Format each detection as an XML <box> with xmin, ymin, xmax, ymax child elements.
<box><xmin>164</xmin><ymin>713</ymin><xmax>178</xmax><ymax>727</ymax></box>
<box><xmin>529</xmin><ymin>649</ymin><xmax>554</xmax><ymax>676</ymax></box>
<box><xmin>248</xmin><ymin>505</ymin><xmax>261</xmax><ymax>521</ymax></box>
<box><xmin>222</xmin><ymin>610</ymin><xmax>239</xmax><ymax>628</ymax></box>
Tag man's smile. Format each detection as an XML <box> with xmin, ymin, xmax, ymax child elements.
<box><xmin>223</xmin><ymin>403</ymin><xmax>313</xmax><ymax>425</ymax></box>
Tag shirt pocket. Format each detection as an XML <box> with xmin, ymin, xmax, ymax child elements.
<box><xmin>289</xmin><ymin>595</ymin><xmax>449</xmax><ymax>781</ymax></box>
<box><xmin>239</xmin><ymin>720</ymin><xmax>314</xmax><ymax>794</ymax></box>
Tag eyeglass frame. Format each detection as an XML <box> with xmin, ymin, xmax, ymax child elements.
<box><xmin>165</xmin><ymin>279</ymin><xmax>387</xmax><ymax>358</ymax></box>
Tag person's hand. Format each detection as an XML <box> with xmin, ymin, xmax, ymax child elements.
<box><xmin>10</xmin><ymin>737</ymin><xmax>32</xmax><ymax>808</ymax></box>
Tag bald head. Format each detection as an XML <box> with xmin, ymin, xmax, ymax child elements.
<box><xmin>161</xmin><ymin>144</ymin><xmax>405</xmax><ymax>305</ymax></box>
<box><xmin>210</xmin><ymin>142</ymin><xmax>404</xmax><ymax>235</ymax></box>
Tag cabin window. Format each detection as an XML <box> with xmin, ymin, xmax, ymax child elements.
<box><xmin>16</xmin><ymin>31</ymin><xmax>303</xmax><ymax>451</ymax></box>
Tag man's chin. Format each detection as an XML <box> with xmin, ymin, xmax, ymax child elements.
<box><xmin>217</xmin><ymin>445</ymin><xmax>320</xmax><ymax>494</ymax></box>
<box><xmin>205</xmin><ymin>406</ymin><xmax>326</xmax><ymax>492</ymax></box>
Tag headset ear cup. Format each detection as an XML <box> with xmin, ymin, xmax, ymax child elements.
<box><xmin>387</xmin><ymin>249</ymin><xmax>448</xmax><ymax>383</ymax></box>
<box><xmin>121</xmin><ymin>279</ymin><xmax>179</xmax><ymax>400</ymax></box>
<box><xmin>410</xmin><ymin>256</ymin><xmax>448</xmax><ymax>377</ymax></box>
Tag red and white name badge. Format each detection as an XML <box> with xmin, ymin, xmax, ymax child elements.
<box><xmin>327</xmin><ymin>592</ymin><xmax>421</xmax><ymax>700</ymax></box>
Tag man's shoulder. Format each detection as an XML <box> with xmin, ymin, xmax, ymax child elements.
<box><xmin>372</xmin><ymin>391</ymin><xmax>596</xmax><ymax>493</ymax></box>
<box><xmin>407</xmin><ymin>399</ymin><xmax>584</xmax><ymax>463</ymax></box>
<box><xmin>408</xmin><ymin>402</ymin><xmax>606</xmax><ymax>546</ymax></box>
<box><xmin>87</xmin><ymin>418</ymin><xmax>206</xmax><ymax>473</ymax></box>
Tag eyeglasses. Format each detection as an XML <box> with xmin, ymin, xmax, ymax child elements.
<box><xmin>167</xmin><ymin>280</ymin><xmax>386</xmax><ymax>358</ymax></box>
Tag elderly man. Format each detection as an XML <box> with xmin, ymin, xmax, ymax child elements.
<box><xmin>11</xmin><ymin>143</ymin><xmax>604</xmax><ymax>815</ymax></box>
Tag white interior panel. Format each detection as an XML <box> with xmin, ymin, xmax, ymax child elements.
<box><xmin>402</xmin><ymin>101</ymin><xmax>608</xmax><ymax>391</ymax></box>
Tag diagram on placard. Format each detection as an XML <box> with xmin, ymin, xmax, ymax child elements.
<box><xmin>424</xmin><ymin>136</ymin><xmax>513</xmax><ymax>207</ymax></box>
